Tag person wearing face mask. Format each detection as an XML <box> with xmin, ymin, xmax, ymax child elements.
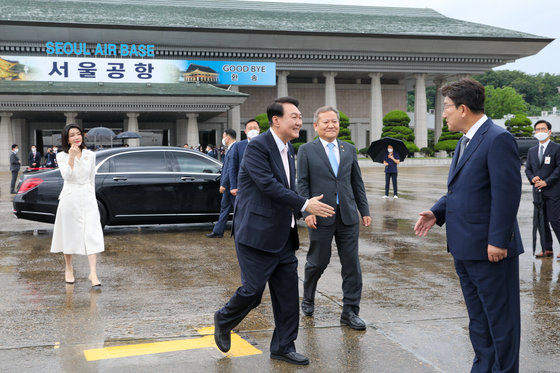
<box><xmin>382</xmin><ymin>145</ymin><xmax>400</xmax><ymax>198</ymax></box>
<box><xmin>207</xmin><ymin>128</ymin><xmax>237</xmax><ymax>238</ymax></box>
<box><xmin>206</xmin><ymin>144</ymin><xmax>218</xmax><ymax>159</ymax></box>
<box><xmin>228</xmin><ymin>119</ymin><xmax>261</xmax><ymax>197</ymax></box>
<box><xmin>525</xmin><ymin>119</ymin><xmax>560</xmax><ymax>258</ymax></box>
<box><xmin>10</xmin><ymin>144</ymin><xmax>21</xmax><ymax>194</ymax></box>
<box><xmin>28</xmin><ymin>144</ymin><xmax>42</xmax><ymax>169</ymax></box>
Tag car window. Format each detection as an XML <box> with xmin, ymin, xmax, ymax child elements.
<box><xmin>169</xmin><ymin>151</ymin><xmax>221</xmax><ymax>174</ymax></box>
<box><xmin>112</xmin><ymin>151</ymin><xmax>169</xmax><ymax>173</ymax></box>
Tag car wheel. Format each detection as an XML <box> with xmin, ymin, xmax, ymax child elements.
<box><xmin>520</xmin><ymin>155</ymin><xmax>527</xmax><ymax>165</ymax></box>
<box><xmin>97</xmin><ymin>200</ymin><xmax>108</xmax><ymax>229</ymax></box>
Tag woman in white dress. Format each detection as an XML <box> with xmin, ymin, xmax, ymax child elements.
<box><xmin>51</xmin><ymin>124</ymin><xmax>104</xmax><ymax>288</ymax></box>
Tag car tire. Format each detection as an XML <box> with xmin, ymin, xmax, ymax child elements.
<box><xmin>520</xmin><ymin>155</ymin><xmax>527</xmax><ymax>165</ymax></box>
<box><xmin>97</xmin><ymin>200</ymin><xmax>108</xmax><ymax>229</ymax></box>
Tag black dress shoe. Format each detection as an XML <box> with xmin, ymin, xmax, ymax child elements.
<box><xmin>91</xmin><ymin>284</ymin><xmax>102</xmax><ymax>290</ymax></box>
<box><xmin>214</xmin><ymin>311</ymin><xmax>231</xmax><ymax>352</ymax></box>
<box><xmin>301</xmin><ymin>299</ymin><xmax>314</xmax><ymax>316</ymax></box>
<box><xmin>340</xmin><ymin>312</ymin><xmax>366</xmax><ymax>330</ymax></box>
<box><xmin>206</xmin><ymin>232</ymin><xmax>223</xmax><ymax>238</ymax></box>
<box><xmin>270</xmin><ymin>351</ymin><xmax>309</xmax><ymax>365</ymax></box>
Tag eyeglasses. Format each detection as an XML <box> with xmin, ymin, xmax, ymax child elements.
<box><xmin>443</xmin><ymin>103</ymin><xmax>456</xmax><ymax>110</ymax></box>
<box><xmin>535</xmin><ymin>127</ymin><xmax>549</xmax><ymax>133</ymax></box>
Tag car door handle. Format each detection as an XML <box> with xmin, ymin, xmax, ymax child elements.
<box><xmin>113</xmin><ymin>177</ymin><xmax>128</xmax><ymax>181</ymax></box>
<box><xmin>180</xmin><ymin>176</ymin><xmax>195</xmax><ymax>181</ymax></box>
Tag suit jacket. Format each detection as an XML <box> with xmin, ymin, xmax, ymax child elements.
<box><xmin>28</xmin><ymin>151</ymin><xmax>42</xmax><ymax>167</ymax></box>
<box><xmin>431</xmin><ymin>118</ymin><xmax>524</xmax><ymax>261</ymax></box>
<box><xmin>524</xmin><ymin>141</ymin><xmax>560</xmax><ymax>198</ymax></box>
<box><xmin>234</xmin><ymin>130</ymin><xmax>307</xmax><ymax>253</ymax></box>
<box><xmin>10</xmin><ymin>152</ymin><xmax>20</xmax><ymax>172</ymax></box>
<box><xmin>228</xmin><ymin>139</ymin><xmax>249</xmax><ymax>190</ymax></box>
<box><xmin>297</xmin><ymin>138</ymin><xmax>369</xmax><ymax>226</ymax></box>
<box><xmin>220</xmin><ymin>143</ymin><xmax>235</xmax><ymax>191</ymax></box>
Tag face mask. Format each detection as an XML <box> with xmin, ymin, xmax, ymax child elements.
<box><xmin>247</xmin><ymin>129</ymin><xmax>259</xmax><ymax>139</ymax></box>
<box><xmin>388</xmin><ymin>148</ymin><xmax>393</xmax><ymax>153</ymax></box>
<box><xmin>535</xmin><ymin>132</ymin><xmax>549</xmax><ymax>141</ymax></box>
<box><xmin>53</xmin><ymin>148</ymin><xmax>57</xmax><ymax>153</ymax></box>
<box><xmin>222</xmin><ymin>138</ymin><xmax>227</xmax><ymax>147</ymax></box>
<box><xmin>14</xmin><ymin>149</ymin><xmax>18</xmax><ymax>153</ymax></box>
<box><xmin>32</xmin><ymin>148</ymin><xmax>36</xmax><ymax>153</ymax></box>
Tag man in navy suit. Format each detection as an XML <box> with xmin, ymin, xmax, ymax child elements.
<box><xmin>228</xmin><ymin>118</ymin><xmax>260</xmax><ymax>197</ymax></box>
<box><xmin>297</xmin><ymin>106</ymin><xmax>371</xmax><ymax>330</ymax></box>
<box><xmin>214</xmin><ymin>97</ymin><xmax>335</xmax><ymax>365</ymax></box>
<box><xmin>28</xmin><ymin>145</ymin><xmax>42</xmax><ymax>168</ymax></box>
<box><xmin>415</xmin><ymin>79</ymin><xmax>523</xmax><ymax>373</ymax></box>
<box><xmin>525</xmin><ymin>119</ymin><xmax>560</xmax><ymax>258</ymax></box>
<box><xmin>206</xmin><ymin>128</ymin><xmax>236</xmax><ymax>238</ymax></box>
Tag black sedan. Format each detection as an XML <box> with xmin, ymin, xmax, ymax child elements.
<box><xmin>13</xmin><ymin>147</ymin><xmax>224</xmax><ymax>228</ymax></box>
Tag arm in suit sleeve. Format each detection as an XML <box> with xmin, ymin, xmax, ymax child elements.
<box><xmin>228</xmin><ymin>143</ymin><xmax>240</xmax><ymax>190</ymax></box>
<box><xmin>487</xmin><ymin>132</ymin><xmax>522</xmax><ymax>248</ymax></box>
<box><xmin>244</xmin><ymin>140</ymin><xmax>306</xmax><ymax>211</ymax></box>
<box><xmin>431</xmin><ymin>195</ymin><xmax>447</xmax><ymax>226</ymax></box>
<box><xmin>524</xmin><ymin>149</ymin><xmax>535</xmax><ymax>183</ymax></box>
<box><xmin>350</xmin><ymin>150</ymin><xmax>370</xmax><ymax>217</ymax></box>
<box><xmin>542</xmin><ymin>144</ymin><xmax>560</xmax><ymax>187</ymax></box>
<box><xmin>296</xmin><ymin>145</ymin><xmax>311</xmax><ymax>217</ymax></box>
<box><xmin>220</xmin><ymin>151</ymin><xmax>230</xmax><ymax>189</ymax></box>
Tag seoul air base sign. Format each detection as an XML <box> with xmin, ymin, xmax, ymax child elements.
<box><xmin>0</xmin><ymin>41</ymin><xmax>276</xmax><ymax>86</ymax></box>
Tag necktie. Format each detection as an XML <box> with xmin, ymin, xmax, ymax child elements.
<box><xmin>539</xmin><ymin>144</ymin><xmax>544</xmax><ymax>163</ymax></box>
<box><xmin>327</xmin><ymin>143</ymin><xmax>339</xmax><ymax>204</ymax></box>
<box><xmin>457</xmin><ymin>136</ymin><xmax>470</xmax><ymax>164</ymax></box>
<box><xmin>281</xmin><ymin>146</ymin><xmax>295</xmax><ymax>227</ymax></box>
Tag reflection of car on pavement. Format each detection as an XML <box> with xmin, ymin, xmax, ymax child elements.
<box><xmin>13</xmin><ymin>147</ymin><xmax>223</xmax><ymax>228</ymax></box>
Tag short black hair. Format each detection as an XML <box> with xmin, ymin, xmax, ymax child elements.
<box><xmin>267</xmin><ymin>96</ymin><xmax>299</xmax><ymax>124</ymax></box>
<box><xmin>224</xmin><ymin>128</ymin><xmax>237</xmax><ymax>140</ymax></box>
<box><xmin>11</xmin><ymin>144</ymin><xmax>18</xmax><ymax>150</ymax></box>
<box><xmin>440</xmin><ymin>79</ymin><xmax>485</xmax><ymax>114</ymax></box>
<box><xmin>534</xmin><ymin>119</ymin><xmax>552</xmax><ymax>130</ymax></box>
<box><xmin>244</xmin><ymin>118</ymin><xmax>258</xmax><ymax>127</ymax></box>
<box><xmin>61</xmin><ymin>124</ymin><xmax>87</xmax><ymax>153</ymax></box>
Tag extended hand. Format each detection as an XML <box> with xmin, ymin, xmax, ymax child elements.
<box><xmin>488</xmin><ymin>244</ymin><xmax>507</xmax><ymax>262</ymax></box>
<box><xmin>305</xmin><ymin>215</ymin><xmax>317</xmax><ymax>229</ymax></box>
<box><xmin>305</xmin><ymin>194</ymin><xmax>335</xmax><ymax>218</ymax></box>
<box><xmin>414</xmin><ymin>210</ymin><xmax>437</xmax><ymax>237</ymax></box>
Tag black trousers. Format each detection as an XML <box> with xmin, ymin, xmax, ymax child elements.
<box><xmin>303</xmin><ymin>205</ymin><xmax>362</xmax><ymax>315</ymax></box>
<box><xmin>541</xmin><ymin>195</ymin><xmax>560</xmax><ymax>251</ymax></box>
<box><xmin>216</xmin><ymin>228</ymin><xmax>299</xmax><ymax>355</ymax></box>
<box><xmin>10</xmin><ymin>171</ymin><xmax>19</xmax><ymax>193</ymax></box>
<box><xmin>385</xmin><ymin>172</ymin><xmax>398</xmax><ymax>196</ymax></box>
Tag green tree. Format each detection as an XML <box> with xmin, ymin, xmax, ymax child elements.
<box><xmin>484</xmin><ymin>85</ymin><xmax>528</xmax><ymax>119</ymax></box>
<box><xmin>255</xmin><ymin>113</ymin><xmax>269</xmax><ymax>132</ymax></box>
<box><xmin>505</xmin><ymin>114</ymin><xmax>533</xmax><ymax>138</ymax></box>
<box><xmin>435</xmin><ymin>120</ymin><xmax>462</xmax><ymax>153</ymax></box>
<box><xmin>382</xmin><ymin>110</ymin><xmax>419</xmax><ymax>153</ymax></box>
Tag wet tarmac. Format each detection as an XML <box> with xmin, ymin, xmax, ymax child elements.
<box><xmin>0</xmin><ymin>163</ymin><xmax>559</xmax><ymax>372</ymax></box>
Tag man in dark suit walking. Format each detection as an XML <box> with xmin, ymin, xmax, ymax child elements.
<box><xmin>28</xmin><ymin>145</ymin><xmax>41</xmax><ymax>168</ymax></box>
<box><xmin>525</xmin><ymin>119</ymin><xmax>560</xmax><ymax>258</ymax></box>
<box><xmin>10</xmin><ymin>144</ymin><xmax>21</xmax><ymax>194</ymax></box>
<box><xmin>214</xmin><ymin>97</ymin><xmax>334</xmax><ymax>365</ymax></box>
<box><xmin>297</xmin><ymin>106</ymin><xmax>371</xmax><ymax>330</ymax></box>
<box><xmin>228</xmin><ymin>118</ymin><xmax>260</xmax><ymax>197</ymax></box>
<box><xmin>414</xmin><ymin>79</ymin><xmax>523</xmax><ymax>373</ymax></box>
<box><xmin>206</xmin><ymin>128</ymin><xmax>236</xmax><ymax>238</ymax></box>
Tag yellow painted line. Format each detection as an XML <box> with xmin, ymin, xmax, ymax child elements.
<box><xmin>83</xmin><ymin>326</ymin><xmax>261</xmax><ymax>361</ymax></box>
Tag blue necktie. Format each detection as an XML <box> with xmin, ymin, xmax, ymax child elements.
<box><xmin>328</xmin><ymin>143</ymin><xmax>339</xmax><ymax>204</ymax></box>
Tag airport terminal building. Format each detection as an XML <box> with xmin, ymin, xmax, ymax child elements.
<box><xmin>0</xmin><ymin>0</ymin><xmax>553</xmax><ymax>167</ymax></box>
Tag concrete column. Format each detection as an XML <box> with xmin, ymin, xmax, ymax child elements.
<box><xmin>176</xmin><ymin>118</ymin><xmax>188</xmax><ymax>147</ymax></box>
<box><xmin>126</xmin><ymin>113</ymin><xmax>140</xmax><ymax>147</ymax></box>
<box><xmin>0</xmin><ymin>112</ymin><xmax>13</xmax><ymax>168</ymax></box>
<box><xmin>369</xmin><ymin>72</ymin><xmax>384</xmax><ymax>142</ymax></box>
<box><xmin>414</xmin><ymin>73</ymin><xmax>428</xmax><ymax>149</ymax></box>
<box><xmin>64</xmin><ymin>112</ymin><xmax>78</xmax><ymax>125</ymax></box>
<box><xmin>323</xmin><ymin>72</ymin><xmax>338</xmax><ymax>108</ymax></box>
<box><xmin>186</xmin><ymin>113</ymin><xmax>199</xmax><ymax>147</ymax></box>
<box><xmin>433</xmin><ymin>79</ymin><xmax>447</xmax><ymax>144</ymax></box>
<box><xmin>229</xmin><ymin>86</ymin><xmax>241</xmax><ymax>136</ymax></box>
<box><xmin>277</xmin><ymin>71</ymin><xmax>290</xmax><ymax>97</ymax></box>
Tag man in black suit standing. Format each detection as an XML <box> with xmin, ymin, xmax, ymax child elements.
<box><xmin>28</xmin><ymin>145</ymin><xmax>41</xmax><ymax>168</ymax></box>
<box><xmin>297</xmin><ymin>106</ymin><xmax>371</xmax><ymax>330</ymax></box>
<box><xmin>214</xmin><ymin>97</ymin><xmax>334</xmax><ymax>365</ymax></box>
<box><xmin>10</xmin><ymin>144</ymin><xmax>21</xmax><ymax>194</ymax></box>
<box><xmin>525</xmin><ymin>119</ymin><xmax>560</xmax><ymax>258</ymax></box>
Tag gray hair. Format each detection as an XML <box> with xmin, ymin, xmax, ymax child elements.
<box><xmin>313</xmin><ymin>106</ymin><xmax>339</xmax><ymax>123</ymax></box>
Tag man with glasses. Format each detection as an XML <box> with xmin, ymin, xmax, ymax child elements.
<box><xmin>525</xmin><ymin>119</ymin><xmax>560</xmax><ymax>258</ymax></box>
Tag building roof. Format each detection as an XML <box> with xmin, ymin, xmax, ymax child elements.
<box><xmin>0</xmin><ymin>81</ymin><xmax>248</xmax><ymax>96</ymax></box>
<box><xmin>0</xmin><ymin>0</ymin><xmax>549</xmax><ymax>40</ymax></box>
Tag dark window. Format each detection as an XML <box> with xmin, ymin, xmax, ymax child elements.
<box><xmin>169</xmin><ymin>151</ymin><xmax>221</xmax><ymax>174</ymax></box>
<box><xmin>112</xmin><ymin>151</ymin><xmax>168</xmax><ymax>173</ymax></box>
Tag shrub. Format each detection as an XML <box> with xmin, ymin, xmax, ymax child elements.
<box><xmin>434</xmin><ymin>139</ymin><xmax>459</xmax><ymax>152</ymax></box>
<box><xmin>506</xmin><ymin>114</ymin><xmax>533</xmax><ymax>137</ymax></box>
<box><xmin>255</xmin><ymin>113</ymin><xmax>269</xmax><ymax>132</ymax></box>
<box><xmin>405</xmin><ymin>142</ymin><xmax>420</xmax><ymax>153</ymax></box>
<box><xmin>383</xmin><ymin>110</ymin><xmax>411</xmax><ymax>127</ymax></box>
<box><xmin>358</xmin><ymin>147</ymin><xmax>369</xmax><ymax>156</ymax></box>
<box><xmin>420</xmin><ymin>147</ymin><xmax>435</xmax><ymax>157</ymax></box>
<box><xmin>291</xmin><ymin>142</ymin><xmax>305</xmax><ymax>154</ymax></box>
